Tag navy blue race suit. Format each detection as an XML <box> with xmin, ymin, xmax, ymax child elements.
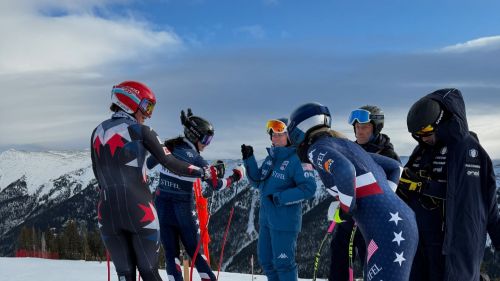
<box><xmin>398</xmin><ymin>89</ymin><xmax>500</xmax><ymax>281</ymax></box>
<box><xmin>307</xmin><ymin>132</ymin><xmax>418</xmax><ymax>281</ymax></box>
<box><xmin>329</xmin><ymin>133</ymin><xmax>401</xmax><ymax>281</ymax></box>
<box><xmin>148</xmin><ymin>137</ymin><xmax>238</xmax><ymax>281</ymax></box>
<box><xmin>91</xmin><ymin>112</ymin><xmax>204</xmax><ymax>281</ymax></box>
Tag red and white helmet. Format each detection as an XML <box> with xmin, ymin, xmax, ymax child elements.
<box><xmin>110</xmin><ymin>81</ymin><xmax>156</xmax><ymax>117</ymax></box>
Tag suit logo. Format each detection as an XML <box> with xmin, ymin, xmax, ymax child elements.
<box><xmin>440</xmin><ymin>147</ymin><xmax>447</xmax><ymax>155</ymax></box>
<box><xmin>469</xmin><ymin>149</ymin><xmax>478</xmax><ymax>158</ymax></box>
<box><xmin>277</xmin><ymin>253</ymin><xmax>288</xmax><ymax>259</ymax></box>
<box><xmin>280</xmin><ymin>161</ymin><xmax>289</xmax><ymax>171</ymax></box>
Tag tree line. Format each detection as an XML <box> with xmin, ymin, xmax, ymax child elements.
<box><xmin>16</xmin><ymin>220</ymin><xmax>105</xmax><ymax>261</ymax></box>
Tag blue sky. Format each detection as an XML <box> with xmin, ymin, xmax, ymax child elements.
<box><xmin>1</xmin><ymin>0</ymin><xmax>500</xmax><ymax>159</ymax></box>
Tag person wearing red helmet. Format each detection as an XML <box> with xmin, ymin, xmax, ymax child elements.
<box><xmin>91</xmin><ymin>81</ymin><xmax>216</xmax><ymax>281</ymax></box>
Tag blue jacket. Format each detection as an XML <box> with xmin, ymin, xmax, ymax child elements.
<box><xmin>244</xmin><ymin>146</ymin><xmax>317</xmax><ymax>232</ymax></box>
<box><xmin>421</xmin><ymin>89</ymin><xmax>500</xmax><ymax>281</ymax></box>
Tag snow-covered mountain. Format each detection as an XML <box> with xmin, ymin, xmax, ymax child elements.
<box><xmin>0</xmin><ymin>149</ymin><xmax>499</xmax><ymax>279</ymax></box>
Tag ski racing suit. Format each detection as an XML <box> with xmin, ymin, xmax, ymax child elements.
<box><xmin>330</xmin><ymin>133</ymin><xmax>401</xmax><ymax>281</ymax></box>
<box><xmin>91</xmin><ymin>112</ymin><xmax>204</xmax><ymax>281</ymax></box>
<box><xmin>307</xmin><ymin>135</ymin><xmax>418</xmax><ymax>281</ymax></box>
<box><xmin>244</xmin><ymin>146</ymin><xmax>317</xmax><ymax>281</ymax></box>
<box><xmin>148</xmin><ymin>138</ymin><xmax>236</xmax><ymax>281</ymax></box>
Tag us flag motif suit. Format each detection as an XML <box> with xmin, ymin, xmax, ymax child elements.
<box><xmin>308</xmin><ymin>135</ymin><xmax>418</xmax><ymax>281</ymax></box>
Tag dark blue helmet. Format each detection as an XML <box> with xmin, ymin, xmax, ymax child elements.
<box><xmin>287</xmin><ymin>102</ymin><xmax>331</xmax><ymax>146</ymax></box>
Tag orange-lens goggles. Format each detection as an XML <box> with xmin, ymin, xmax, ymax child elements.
<box><xmin>139</xmin><ymin>99</ymin><xmax>155</xmax><ymax>117</ymax></box>
<box><xmin>266</xmin><ymin>119</ymin><xmax>287</xmax><ymax>134</ymax></box>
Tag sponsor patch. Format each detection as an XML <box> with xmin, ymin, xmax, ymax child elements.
<box><xmin>441</xmin><ymin>146</ymin><xmax>448</xmax><ymax>155</ymax></box>
<box><xmin>323</xmin><ymin>159</ymin><xmax>334</xmax><ymax>173</ymax></box>
<box><xmin>469</xmin><ymin>148</ymin><xmax>478</xmax><ymax>158</ymax></box>
<box><xmin>280</xmin><ymin>160</ymin><xmax>289</xmax><ymax>171</ymax></box>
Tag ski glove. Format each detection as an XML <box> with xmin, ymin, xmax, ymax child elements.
<box><xmin>213</xmin><ymin>160</ymin><xmax>226</xmax><ymax>179</ymax></box>
<box><xmin>241</xmin><ymin>144</ymin><xmax>254</xmax><ymax>160</ymax></box>
<box><xmin>398</xmin><ymin>167</ymin><xmax>429</xmax><ymax>193</ymax></box>
<box><xmin>229</xmin><ymin>165</ymin><xmax>246</xmax><ymax>183</ymax></box>
<box><xmin>201</xmin><ymin>165</ymin><xmax>219</xmax><ymax>188</ymax></box>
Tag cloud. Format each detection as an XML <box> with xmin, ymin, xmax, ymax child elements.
<box><xmin>2</xmin><ymin>29</ymin><xmax>500</xmax><ymax>159</ymax></box>
<box><xmin>0</xmin><ymin>0</ymin><xmax>182</xmax><ymax>74</ymax></box>
<box><xmin>440</xmin><ymin>35</ymin><xmax>500</xmax><ymax>53</ymax></box>
<box><xmin>235</xmin><ymin>25</ymin><xmax>266</xmax><ymax>39</ymax></box>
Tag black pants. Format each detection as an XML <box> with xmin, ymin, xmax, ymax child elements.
<box><xmin>408</xmin><ymin>196</ymin><xmax>445</xmax><ymax>281</ymax></box>
<box><xmin>99</xmin><ymin>194</ymin><xmax>163</xmax><ymax>281</ymax></box>
<box><xmin>329</xmin><ymin>217</ymin><xmax>366</xmax><ymax>281</ymax></box>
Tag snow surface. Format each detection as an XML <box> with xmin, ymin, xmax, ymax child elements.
<box><xmin>0</xmin><ymin>149</ymin><xmax>93</xmax><ymax>194</ymax></box>
<box><xmin>0</xmin><ymin>257</ymin><xmax>326</xmax><ymax>281</ymax></box>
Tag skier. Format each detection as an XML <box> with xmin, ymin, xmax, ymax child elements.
<box><xmin>399</xmin><ymin>89</ymin><xmax>500</xmax><ymax>281</ymax></box>
<box><xmin>91</xmin><ymin>81</ymin><xmax>214</xmax><ymax>281</ymax></box>
<box><xmin>329</xmin><ymin>105</ymin><xmax>401</xmax><ymax>281</ymax></box>
<box><xmin>148</xmin><ymin>109</ymin><xmax>245</xmax><ymax>281</ymax></box>
<box><xmin>287</xmin><ymin>102</ymin><xmax>418</xmax><ymax>281</ymax></box>
<box><xmin>241</xmin><ymin>118</ymin><xmax>317</xmax><ymax>281</ymax></box>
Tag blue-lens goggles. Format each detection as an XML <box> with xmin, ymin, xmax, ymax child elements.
<box><xmin>200</xmin><ymin>134</ymin><xmax>213</xmax><ymax>145</ymax></box>
<box><xmin>348</xmin><ymin>109</ymin><xmax>383</xmax><ymax>125</ymax></box>
<box><xmin>348</xmin><ymin>109</ymin><xmax>371</xmax><ymax>125</ymax></box>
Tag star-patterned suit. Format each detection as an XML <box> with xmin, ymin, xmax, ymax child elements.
<box><xmin>149</xmin><ymin>138</ymin><xmax>227</xmax><ymax>281</ymax></box>
<box><xmin>91</xmin><ymin>112</ymin><xmax>203</xmax><ymax>281</ymax></box>
<box><xmin>307</xmin><ymin>135</ymin><xmax>418</xmax><ymax>281</ymax></box>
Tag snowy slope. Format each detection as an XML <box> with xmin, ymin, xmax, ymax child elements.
<box><xmin>0</xmin><ymin>257</ymin><xmax>326</xmax><ymax>281</ymax></box>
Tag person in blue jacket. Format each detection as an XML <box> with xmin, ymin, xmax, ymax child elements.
<box><xmin>148</xmin><ymin>109</ymin><xmax>245</xmax><ymax>281</ymax></box>
<box><xmin>241</xmin><ymin>118</ymin><xmax>317</xmax><ymax>281</ymax></box>
<box><xmin>287</xmin><ymin>103</ymin><xmax>418</xmax><ymax>281</ymax></box>
<box><xmin>400</xmin><ymin>89</ymin><xmax>500</xmax><ymax>281</ymax></box>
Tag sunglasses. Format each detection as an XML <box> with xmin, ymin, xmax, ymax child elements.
<box><xmin>138</xmin><ymin>99</ymin><xmax>155</xmax><ymax>117</ymax></box>
<box><xmin>266</xmin><ymin>119</ymin><xmax>287</xmax><ymax>134</ymax></box>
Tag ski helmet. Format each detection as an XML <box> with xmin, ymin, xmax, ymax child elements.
<box><xmin>348</xmin><ymin>105</ymin><xmax>384</xmax><ymax>135</ymax></box>
<box><xmin>181</xmin><ymin>109</ymin><xmax>215</xmax><ymax>146</ymax></box>
<box><xmin>287</xmin><ymin>102</ymin><xmax>331</xmax><ymax>146</ymax></box>
<box><xmin>407</xmin><ymin>97</ymin><xmax>444</xmax><ymax>135</ymax></box>
<box><xmin>110</xmin><ymin>81</ymin><xmax>156</xmax><ymax>117</ymax></box>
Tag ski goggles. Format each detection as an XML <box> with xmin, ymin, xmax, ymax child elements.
<box><xmin>414</xmin><ymin>124</ymin><xmax>435</xmax><ymax>137</ymax></box>
<box><xmin>348</xmin><ymin>109</ymin><xmax>383</xmax><ymax>125</ymax></box>
<box><xmin>138</xmin><ymin>99</ymin><xmax>155</xmax><ymax>117</ymax></box>
<box><xmin>199</xmin><ymin>134</ymin><xmax>213</xmax><ymax>146</ymax></box>
<box><xmin>266</xmin><ymin>119</ymin><xmax>287</xmax><ymax>134</ymax></box>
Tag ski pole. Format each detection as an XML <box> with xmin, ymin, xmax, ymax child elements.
<box><xmin>106</xmin><ymin>250</ymin><xmax>110</xmax><ymax>281</ymax></box>
<box><xmin>348</xmin><ymin>224</ymin><xmax>357</xmax><ymax>281</ymax></box>
<box><xmin>216</xmin><ymin>184</ymin><xmax>239</xmax><ymax>281</ymax></box>
<box><xmin>312</xmin><ymin>220</ymin><xmax>337</xmax><ymax>281</ymax></box>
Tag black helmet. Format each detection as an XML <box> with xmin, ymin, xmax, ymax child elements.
<box><xmin>181</xmin><ymin>109</ymin><xmax>214</xmax><ymax>146</ymax></box>
<box><xmin>407</xmin><ymin>98</ymin><xmax>444</xmax><ymax>134</ymax></box>
<box><xmin>349</xmin><ymin>105</ymin><xmax>384</xmax><ymax>135</ymax></box>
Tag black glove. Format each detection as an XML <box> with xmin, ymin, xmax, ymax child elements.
<box><xmin>213</xmin><ymin>160</ymin><xmax>226</xmax><ymax>179</ymax></box>
<box><xmin>241</xmin><ymin>144</ymin><xmax>254</xmax><ymax>160</ymax></box>
<box><xmin>398</xmin><ymin>167</ymin><xmax>429</xmax><ymax>193</ymax></box>
<box><xmin>201</xmin><ymin>165</ymin><xmax>218</xmax><ymax>188</ymax></box>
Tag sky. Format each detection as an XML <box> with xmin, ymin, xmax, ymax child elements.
<box><xmin>1</xmin><ymin>0</ymin><xmax>500</xmax><ymax>160</ymax></box>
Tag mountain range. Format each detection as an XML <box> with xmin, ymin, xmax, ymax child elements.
<box><xmin>1</xmin><ymin>149</ymin><xmax>498</xmax><ymax>278</ymax></box>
